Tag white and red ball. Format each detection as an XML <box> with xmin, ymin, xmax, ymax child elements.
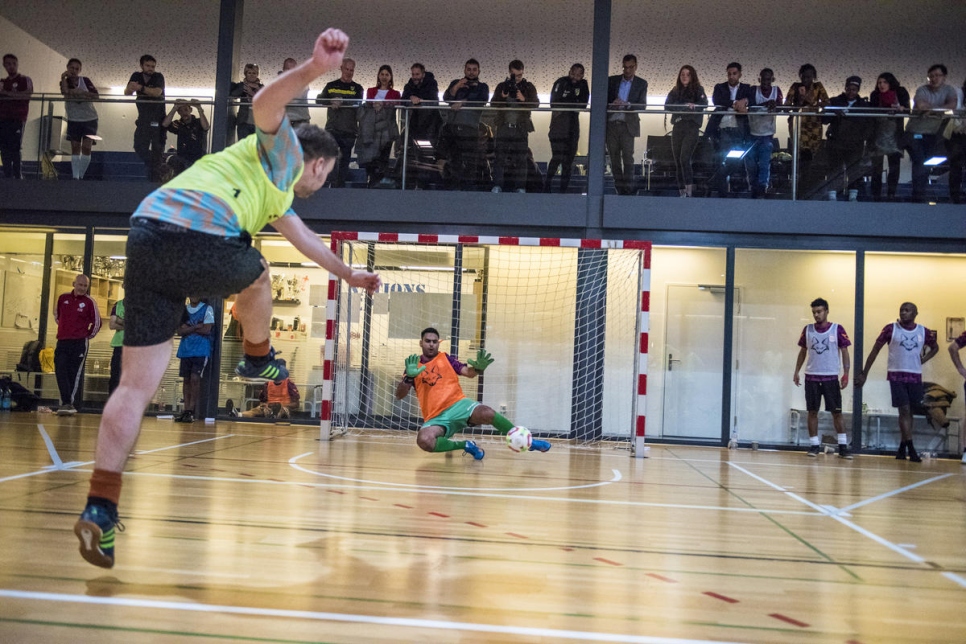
<box><xmin>506</xmin><ymin>426</ymin><xmax>532</xmax><ymax>452</ymax></box>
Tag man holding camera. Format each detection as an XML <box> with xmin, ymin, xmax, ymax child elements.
<box><xmin>442</xmin><ymin>59</ymin><xmax>490</xmax><ymax>190</ymax></box>
<box><xmin>490</xmin><ymin>60</ymin><xmax>538</xmax><ymax>193</ymax></box>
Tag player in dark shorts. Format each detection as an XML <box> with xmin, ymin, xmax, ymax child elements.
<box><xmin>73</xmin><ymin>28</ymin><xmax>381</xmax><ymax>569</ymax></box>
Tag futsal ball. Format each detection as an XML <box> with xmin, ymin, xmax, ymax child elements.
<box><xmin>506</xmin><ymin>426</ymin><xmax>532</xmax><ymax>452</ymax></box>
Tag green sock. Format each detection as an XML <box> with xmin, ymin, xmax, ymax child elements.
<box><xmin>432</xmin><ymin>437</ymin><xmax>467</xmax><ymax>452</ymax></box>
<box><xmin>492</xmin><ymin>413</ymin><xmax>514</xmax><ymax>434</ymax></box>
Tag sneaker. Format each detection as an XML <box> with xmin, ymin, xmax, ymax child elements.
<box><xmin>177</xmin><ymin>411</ymin><xmax>195</xmax><ymax>424</ymax></box>
<box><xmin>907</xmin><ymin>447</ymin><xmax>922</xmax><ymax>463</ymax></box>
<box><xmin>896</xmin><ymin>442</ymin><xmax>907</xmax><ymax>460</ymax></box>
<box><xmin>74</xmin><ymin>503</ymin><xmax>124</xmax><ymax>569</ymax></box>
<box><xmin>530</xmin><ymin>439</ymin><xmax>552</xmax><ymax>453</ymax></box>
<box><xmin>806</xmin><ymin>445</ymin><xmax>821</xmax><ymax>457</ymax></box>
<box><xmin>57</xmin><ymin>404</ymin><xmax>77</xmax><ymax>416</ymax></box>
<box><xmin>837</xmin><ymin>445</ymin><xmax>853</xmax><ymax>460</ymax></box>
<box><xmin>235</xmin><ymin>348</ymin><xmax>288</xmax><ymax>384</ymax></box>
<box><xmin>463</xmin><ymin>440</ymin><xmax>485</xmax><ymax>461</ymax></box>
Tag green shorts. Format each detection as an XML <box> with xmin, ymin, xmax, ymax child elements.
<box><xmin>422</xmin><ymin>398</ymin><xmax>480</xmax><ymax>439</ymax></box>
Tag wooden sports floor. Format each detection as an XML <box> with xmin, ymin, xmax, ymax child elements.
<box><xmin>1</xmin><ymin>413</ymin><xmax>965</xmax><ymax>644</ymax></box>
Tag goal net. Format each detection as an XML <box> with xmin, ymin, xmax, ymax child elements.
<box><xmin>322</xmin><ymin>232</ymin><xmax>650</xmax><ymax>453</ymax></box>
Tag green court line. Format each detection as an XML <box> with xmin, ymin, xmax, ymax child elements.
<box><xmin>666</xmin><ymin>448</ymin><xmax>863</xmax><ymax>582</ymax></box>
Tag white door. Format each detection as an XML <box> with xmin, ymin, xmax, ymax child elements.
<box><xmin>661</xmin><ymin>284</ymin><xmax>728</xmax><ymax>440</ymax></box>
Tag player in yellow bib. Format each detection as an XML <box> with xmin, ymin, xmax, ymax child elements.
<box><xmin>73</xmin><ymin>28</ymin><xmax>381</xmax><ymax>569</ymax></box>
<box><xmin>395</xmin><ymin>327</ymin><xmax>552</xmax><ymax>460</ymax></box>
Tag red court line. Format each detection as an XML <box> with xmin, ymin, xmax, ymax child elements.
<box><xmin>465</xmin><ymin>521</ymin><xmax>487</xmax><ymax>528</ymax></box>
<box><xmin>703</xmin><ymin>591</ymin><xmax>739</xmax><ymax>604</ymax></box>
<box><xmin>238</xmin><ymin>473</ymin><xmax>254</xmax><ymax>477</ymax></box>
<box><xmin>181</xmin><ymin>463</ymin><xmax>197</xmax><ymax>468</ymax></box>
<box><xmin>593</xmin><ymin>557</ymin><xmax>623</xmax><ymax>566</ymax></box>
<box><xmin>393</xmin><ymin>503</ymin><xmax>413</xmax><ymax>509</ymax></box>
<box><xmin>645</xmin><ymin>573</ymin><xmax>678</xmax><ymax>583</ymax></box>
<box><xmin>359</xmin><ymin>496</ymin><xmax>378</xmax><ymax>501</ymax></box>
<box><xmin>560</xmin><ymin>547</ymin><xmax>574</xmax><ymax>551</ymax></box>
<box><xmin>327</xmin><ymin>490</ymin><xmax>345</xmax><ymax>495</ymax></box>
<box><xmin>428</xmin><ymin>512</ymin><xmax>449</xmax><ymax>518</ymax></box>
<box><xmin>769</xmin><ymin>613</ymin><xmax>809</xmax><ymax>628</ymax></box>
<box><xmin>506</xmin><ymin>532</ymin><xmax>528</xmax><ymax>539</ymax></box>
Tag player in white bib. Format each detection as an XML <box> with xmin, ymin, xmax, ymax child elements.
<box><xmin>856</xmin><ymin>302</ymin><xmax>939</xmax><ymax>462</ymax></box>
<box><xmin>793</xmin><ymin>298</ymin><xmax>852</xmax><ymax>458</ymax></box>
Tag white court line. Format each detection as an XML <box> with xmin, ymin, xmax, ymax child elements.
<box><xmin>36</xmin><ymin>424</ymin><xmax>63</xmax><ymax>467</ymax></box>
<box><xmin>0</xmin><ymin>461</ymin><xmax>93</xmax><ymax>484</ymax></box>
<box><xmin>290</xmin><ymin>452</ymin><xmax>622</xmax><ymax>491</ymax></box>
<box><xmin>135</xmin><ymin>434</ymin><xmax>235</xmax><ymax>455</ymax></box>
<box><xmin>85</xmin><ymin>470</ymin><xmax>820</xmax><ymax>516</ymax></box>
<box><xmin>0</xmin><ymin>589</ymin><xmax>743</xmax><ymax>644</ymax></box>
<box><xmin>728</xmin><ymin>462</ymin><xmax>966</xmax><ymax>589</ymax></box>
<box><xmin>838</xmin><ymin>474</ymin><xmax>955</xmax><ymax>512</ymax></box>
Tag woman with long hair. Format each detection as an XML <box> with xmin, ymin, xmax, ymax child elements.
<box><xmin>664</xmin><ymin>65</ymin><xmax>708</xmax><ymax>197</ymax></box>
<box><xmin>868</xmin><ymin>72</ymin><xmax>910</xmax><ymax>201</ymax></box>
<box><xmin>357</xmin><ymin>64</ymin><xmax>401</xmax><ymax>187</ymax></box>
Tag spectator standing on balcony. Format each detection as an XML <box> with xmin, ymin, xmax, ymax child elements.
<box><xmin>785</xmin><ymin>64</ymin><xmax>829</xmax><ymax>197</ymax></box>
<box><xmin>125</xmin><ymin>55</ymin><xmax>166</xmax><ymax>181</ymax></box>
<box><xmin>664</xmin><ymin>65</ymin><xmax>708</xmax><ymax>198</ymax></box>
<box><xmin>943</xmin><ymin>76</ymin><xmax>966</xmax><ymax>205</ymax></box>
<box><xmin>230</xmin><ymin>63</ymin><xmax>263</xmax><ymax>142</ymax></box>
<box><xmin>54</xmin><ymin>274</ymin><xmax>101</xmax><ymax>415</ymax></box>
<box><xmin>546</xmin><ymin>63</ymin><xmax>589</xmax><ymax>193</ymax></box>
<box><xmin>855</xmin><ymin>302</ymin><xmax>939</xmax><ymax>463</ymax></box>
<box><xmin>317</xmin><ymin>58</ymin><xmax>363</xmax><ymax>187</ymax></box>
<box><xmin>60</xmin><ymin>58</ymin><xmax>99</xmax><ymax>180</ymax></box>
<box><xmin>906</xmin><ymin>64</ymin><xmax>958</xmax><ymax>202</ymax></box>
<box><xmin>0</xmin><ymin>54</ymin><xmax>33</xmax><ymax>179</ymax></box>
<box><xmin>490</xmin><ymin>59</ymin><xmax>538</xmax><ymax>193</ymax></box>
<box><xmin>606</xmin><ymin>55</ymin><xmax>647</xmax><ymax>195</ymax></box>
<box><xmin>747</xmin><ymin>68</ymin><xmax>783</xmax><ymax>198</ymax></box>
<box><xmin>707</xmin><ymin>62</ymin><xmax>753</xmax><ymax>197</ymax></box>
<box><xmin>162</xmin><ymin>99</ymin><xmax>210</xmax><ymax>168</ymax></box>
<box><xmin>823</xmin><ymin>76</ymin><xmax>872</xmax><ymax>201</ymax></box>
<box><xmin>282</xmin><ymin>58</ymin><xmax>312</xmax><ymax>128</ymax></box>
<box><xmin>357</xmin><ymin>65</ymin><xmax>401</xmax><ymax>187</ymax></box>
<box><xmin>401</xmin><ymin>63</ymin><xmax>441</xmax><ymax>145</ymax></box>
<box><xmin>442</xmin><ymin>59</ymin><xmax>490</xmax><ymax>191</ymax></box>
<box><xmin>868</xmin><ymin>72</ymin><xmax>910</xmax><ymax>202</ymax></box>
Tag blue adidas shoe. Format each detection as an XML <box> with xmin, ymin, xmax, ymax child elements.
<box><xmin>463</xmin><ymin>440</ymin><xmax>485</xmax><ymax>460</ymax></box>
<box><xmin>235</xmin><ymin>348</ymin><xmax>288</xmax><ymax>384</ymax></box>
<box><xmin>530</xmin><ymin>439</ymin><xmax>552</xmax><ymax>453</ymax></box>
<box><xmin>74</xmin><ymin>503</ymin><xmax>124</xmax><ymax>569</ymax></box>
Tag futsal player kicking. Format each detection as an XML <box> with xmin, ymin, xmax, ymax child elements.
<box><xmin>855</xmin><ymin>302</ymin><xmax>939</xmax><ymax>462</ymax></box>
<box><xmin>395</xmin><ymin>327</ymin><xmax>552</xmax><ymax>460</ymax></box>
<box><xmin>792</xmin><ymin>297</ymin><xmax>853</xmax><ymax>459</ymax></box>
<box><xmin>73</xmin><ymin>28</ymin><xmax>381</xmax><ymax>569</ymax></box>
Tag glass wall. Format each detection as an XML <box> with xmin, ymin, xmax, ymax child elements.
<box><xmin>733</xmin><ymin>249</ymin><xmax>856</xmax><ymax>445</ymax></box>
<box><xmin>863</xmin><ymin>252</ymin><xmax>966</xmax><ymax>454</ymax></box>
<box><xmin>0</xmin><ymin>232</ymin><xmax>48</xmax><ymax>396</ymax></box>
<box><xmin>646</xmin><ymin>246</ymin><xmax>727</xmax><ymax>441</ymax></box>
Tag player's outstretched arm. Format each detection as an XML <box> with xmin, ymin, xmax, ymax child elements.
<box><xmin>253</xmin><ymin>28</ymin><xmax>349</xmax><ymax>135</ymax></box>
<box><xmin>271</xmin><ymin>215</ymin><xmax>381</xmax><ymax>293</ymax></box>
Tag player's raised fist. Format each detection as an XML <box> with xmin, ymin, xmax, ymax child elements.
<box><xmin>313</xmin><ymin>28</ymin><xmax>349</xmax><ymax>72</ymax></box>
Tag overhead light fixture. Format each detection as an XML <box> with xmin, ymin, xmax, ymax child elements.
<box><xmin>726</xmin><ymin>149</ymin><xmax>747</xmax><ymax>159</ymax></box>
<box><xmin>924</xmin><ymin>156</ymin><xmax>947</xmax><ymax>166</ymax></box>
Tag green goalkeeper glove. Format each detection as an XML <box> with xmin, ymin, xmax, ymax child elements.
<box><xmin>405</xmin><ymin>354</ymin><xmax>426</xmax><ymax>379</ymax></box>
<box><xmin>467</xmin><ymin>348</ymin><xmax>494</xmax><ymax>372</ymax></box>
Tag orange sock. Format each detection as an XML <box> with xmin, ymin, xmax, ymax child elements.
<box><xmin>88</xmin><ymin>469</ymin><xmax>122</xmax><ymax>506</ymax></box>
<box><xmin>243</xmin><ymin>337</ymin><xmax>270</xmax><ymax>358</ymax></box>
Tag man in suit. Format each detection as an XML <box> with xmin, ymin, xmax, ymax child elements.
<box><xmin>606</xmin><ymin>55</ymin><xmax>648</xmax><ymax>195</ymax></box>
<box><xmin>707</xmin><ymin>62</ymin><xmax>754</xmax><ymax>196</ymax></box>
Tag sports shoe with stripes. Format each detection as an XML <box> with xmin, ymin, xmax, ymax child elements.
<box><xmin>235</xmin><ymin>348</ymin><xmax>288</xmax><ymax>384</ymax></box>
<box><xmin>74</xmin><ymin>503</ymin><xmax>124</xmax><ymax>569</ymax></box>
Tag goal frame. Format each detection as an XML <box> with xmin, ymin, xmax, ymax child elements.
<box><xmin>319</xmin><ymin>231</ymin><xmax>651</xmax><ymax>457</ymax></box>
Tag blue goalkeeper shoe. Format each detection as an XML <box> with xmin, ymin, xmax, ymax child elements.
<box><xmin>463</xmin><ymin>440</ymin><xmax>485</xmax><ymax>461</ymax></box>
<box><xmin>530</xmin><ymin>439</ymin><xmax>552</xmax><ymax>453</ymax></box>
<box><xmin>74</xmin><ymin>503</ymin><xmax>124</xmax><ymax>569</ymax></box>
<box><xmin>235</xmin><ymin>348</ymin><xmax>288</xmax><ymax>384</ymax></box>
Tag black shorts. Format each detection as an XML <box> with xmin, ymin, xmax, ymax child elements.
<box><xmin>804</xmin><ymin>379</ymin><xmax>842</xmax><ymax>413</ymax></box>
<box><xmin>66</xmin><ymin>119</ymin><xmax>98</xmax><ymax>142</ymax></box>
<box><xmin>124</xmin><ymin>217</ymin><xmax>265</xmax><ymax>347</ymax></box>
<box><xmin>890</xmin><ymin>380</ymin><xmax>924</xmax><ymax>409</ymax></box>
<box><xmin>179</xmin><ymin>356</ymin><xmax>209</xmax><ymax>378</ymax></box>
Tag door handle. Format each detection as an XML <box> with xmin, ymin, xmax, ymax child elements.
<box><xmin>668</xmin><ymin>353</ymin><xmax>681</xmax><ymax>371</ymax></box>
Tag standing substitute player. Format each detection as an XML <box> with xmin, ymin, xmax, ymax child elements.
<box><xmin>792</xmin><ymin>298</ymin><xmax>852</xmax><ymax>459</ymax></box>
<box><xmin>73</xmin><ymin>28</ymin><xmax>381</xmax><ymax>569</ymax></box>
